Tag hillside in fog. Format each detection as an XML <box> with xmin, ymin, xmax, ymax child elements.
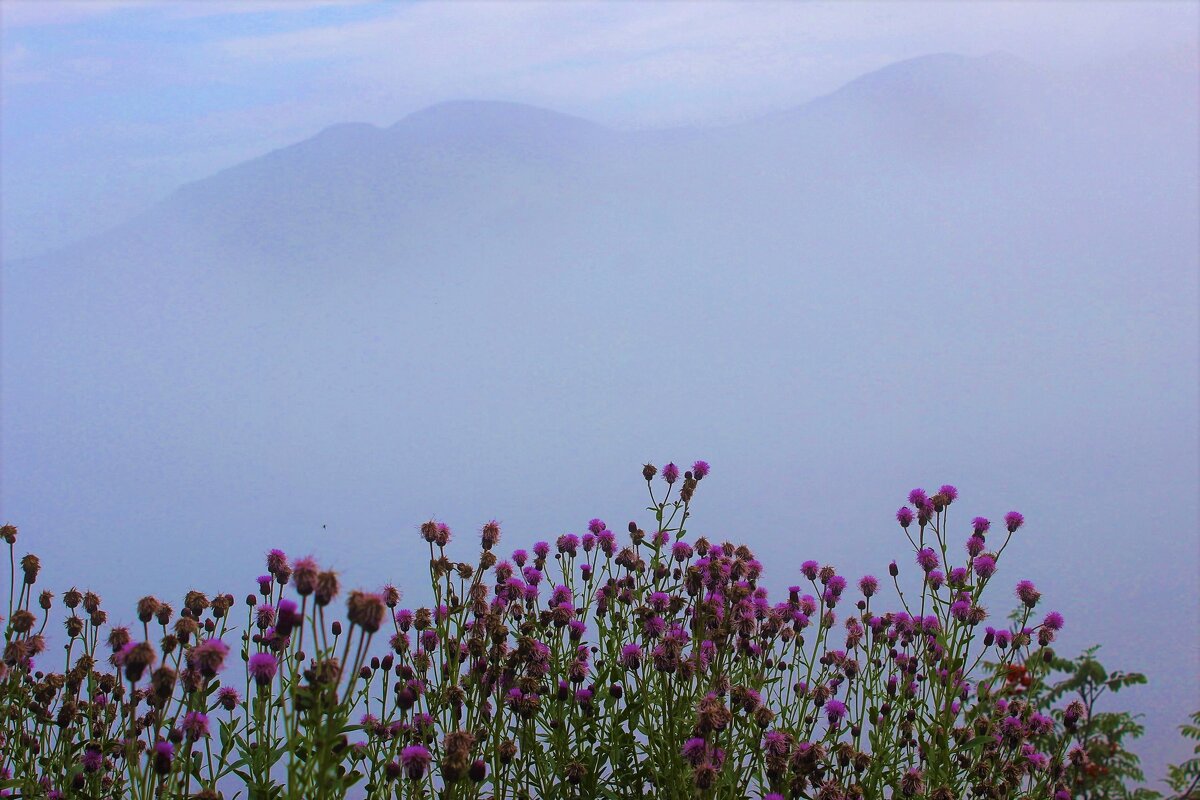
<box><xmin>3</xmin><ymin>52</ymin><xmax>1197</xmax><ymax>776</ymax></box>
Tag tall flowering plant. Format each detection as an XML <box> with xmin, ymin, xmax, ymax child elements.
<box><xmin>1</xmin><ymin>464</ymin><xmax>1081</xmax><ymax>798</ymax></box>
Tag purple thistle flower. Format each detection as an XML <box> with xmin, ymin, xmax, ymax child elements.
<box><xmin>908</xmin><ymin>488</ymin><xmax>928</xmax><ymax>508</ymax></box>
<box><xmin>1016</xmin><ymin>580</ymin><xmax>1041</xmax><ymax>608</ymax></box>
<box><xmin>188</xmin><ymin>638</ymin><xmax>230</xmax><ymax>678</ymax></box>
<box><xmin>692</xmin><ymin>460</ymin><xmax>710</xmax><ymax>479</ymax></box>
<box><xmin>266</xmin><ymin>549</ymin><xmax>288</xmax><ymax>575</ymax></box>
<box><xmin>671</xmin><ymin>541</ymin><xmax>694</xmax><ymax>562</ymax></box>
<box><xmin>620</xmin><ymin>643</ymin><xmax>642</xmax><ymax>670</ymax></box>
<box><xmin>1005</xmin><ymin>511</ymin><xmax>1025</xmax><ymax>532</ymax></box>
<box><xmin>522</xmin><ymin>566</ymin><xmax>543</xmax><ymax>585</ymax></box>
<box><xmin>825</xmin><ymin>575</ymin><xmax>847</xmax><ymax>597</ymax></box>
<box><xmin>81</xmin><ymin>748</ymin><xmax>104</xmax><ymax>772</ymax></box>
<box><xmin>400</xmin><ymin>744</ymin><xmax>432</xmax><ymax>780</ymax></box>
<box><xmin>1028</xmin><ymin>712</ymin><xmax>1055</xmax><ymax>736</ymax></box>
<box><xmin>858</xmin><ymin>575</ymin><xmax>879</xmax><ymax>598</ymax></box>
<box><xmin>395</xmin><ymin>608</ymin><xmax>414</xmax><ymax>631</ymax></box>
<box><xmin>151</xmin><ymin>741</ymin><xmax>174</xmax><ymax>775</ymax></box>
<box><xmin>927</xmin><ymin>570</ymin><xmax>945</xmax><ymax>590</ymax></box>
<box><xmin>275</xmin><ymin>598</ymin><xmax>300</xmax><ymax>637</ymax></box>
<box><xmin>512</xmin><ymin>549</ymin><xmax>528</xmax><ymax>567</ymax></box>
<box><xmin>994</xmin><ymin>629</ymin><xmax>1012</xmax><ymax>648</ymax></box>
<box><xmin>643</xmin><ymin>616</ymin><xmax>666</xmax><ymax>638</ymax></box>
<box><xmin>1043</xmin><ymin>611</ymin><xmax>1064</xmax><ymax>631</ymax></box>
<box><xmin>532</xmin><ymin>541</ymin><xmax>550</xmax><ymax>559</ymax></box>
<box><xmin>648</xmin><ymin>591</ymin><xmax>671</xmax><ymax>612</ymax></box>
<box><xmin>950</xmin><ymin>598</ymin><xmax>972</xmax><ymax>622</ymax></box>
<box><xmin>973</xmin><ymin>555</ymin><xmax>997</xmax><ymax>579</ymax></box>
<box><xmin>967</xmin><ymin>535</ymin><xmax>986</xmax><ymax>557</ymax></box>
<box><xmin>182</xmin><ymin>711</ymin><xmax>210</xmax><ymax>739</ymax></box>
<box><xmin>217</xmin><ymin>686</ymin><xmax>241</xmax><ymax>710</ymax></box>
<box><xmin>917</xmin><ymin>548</ymin><xmax>940</xmax><ymax>573</ymax></box>
<box><xmin>800</xmin><ymin>560</ymin><xmax>820</xmax><ymax>580</ymax></box>
<box><xmin>596</xmin><ymin>529</ymin><xmax>616</xmax><ymax>555</ymax></box>
<box><xmin>662</xmin><ymin>462</ymin><xmax>680</xmax><ymax>484</ymax></box>
<box><xmin>763</xmin><ymin>731</ymin><xmax>789</xmax><ymax>757</ymax></box>
<box><xmin>255</xmin><ymin>603</ymin><xmax>276</xmax><ymax>630</ymax></box>
<box><xmin>256</xmin><ymin>575</ymin><xmax>273</xmax><ymax>595</ymax></box>
<box><xmin>557</xmin><ymin>533</ymin><xmax>580</xmax><ymax>556</ymax></box>
<box><xmin>938</xmin><ymin>484</ymin><xmax>958</xmax><ymax>503</ymax></box>
<box><xmin>972</xmin><ymin>516</ymin><xmax>991</xmax><ymax>534</ymax></box>
<box><xmin>581</xmin><ymin>532</ymin><xmax>596</xmax><ymax>552</ymax></box>
<box><xmin>588</xmin><ymin>518</ymin><xmax>607</xmax><ymax>534</ymax></box>
<box><xmin>247</xmin><ymin>652</ymin><xmax>278</xmax><ymax>687</ymax></box>
<box><xmin>896</xmin><ymin>507</ymin><xmax>914</xmax><ymax>528</ymax></box>
<box><xmin>824</xmin><ymin>698</ymin><xmax>848</xmax><ymax>726</ymax></box>
<box><xmin>681</xmin><ymin>737</ymin><xmax>707</xmax><ymax>765</ymax></box>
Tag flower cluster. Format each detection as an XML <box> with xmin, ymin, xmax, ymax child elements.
<box><xmin>0</xmin><ymin>466</ymin><xmax>1078</xmax><ymax>799</ymax></box>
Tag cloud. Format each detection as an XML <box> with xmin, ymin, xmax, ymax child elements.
<box><xmin>1</xmin><ymin>1</ymin><xmax>136</xmax><ymax>28</ymax></box>
<box><xmin>210</xmin><ymin>1</ymin><xmax>1199</xmax><ymax>128</ymax></box>
<box><xmin>0</xmin><ymin>0</ymin><xmax>369</xmax><ymax>28</ymax></box>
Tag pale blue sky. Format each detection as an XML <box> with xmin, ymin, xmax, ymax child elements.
<box><xmin>2</xmin><ymin>0</ymin><xmax>1196</xmax><ymax>257</ymax></box>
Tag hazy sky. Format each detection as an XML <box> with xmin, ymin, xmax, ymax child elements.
<box><xmin>2</xmin><ymin>0</ymin><xmax>1197</xmax><ymax>257</ymax></box>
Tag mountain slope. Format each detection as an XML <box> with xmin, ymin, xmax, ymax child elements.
<box><xmin>2</xmin><ymin>52</ymin><xmax>1197</xmax><ymax>777</ymax></box>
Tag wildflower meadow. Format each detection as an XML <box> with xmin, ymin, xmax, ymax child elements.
<box><xmin>2</xmin><ymin>463</ymin><xmax>1196</xmax><ymax>799</ymax></box>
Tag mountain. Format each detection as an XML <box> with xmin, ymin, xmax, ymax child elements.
<box><xmin>2</xmin><ymin>53</ymin><xmax>1197</xmax><ymax>777</ymax></box>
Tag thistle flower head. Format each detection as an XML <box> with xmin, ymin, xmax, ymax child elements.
<box><xmin>973</xmin><ymin>555</ymin><xmax>997</xmax><ymax>580</ymax></box>
<box><xmin>152</xmin><ymin>741</ymin><xmax>174</xmax><ymax>775</ymax></box>
<box><xmin>188</xmin><ymin>638</ymin><xmax>230</xmax><ymax>678</ymax></box>
<box><xmin>1016</xmin><ymin>579</ymin><xmax>1041</xmax><ymax>608</ymax></box>
<box><xmin>247</xmin><ymin>652</ymin><xmax>278</xmax><ymax>686</ymax></box>
<box><xmin>81</xmin><ymin>748</ymin><xmax>103</xmax><ymax>773</ymax></box>
<box><xmin>824</xmin><ymin>698</ymin><xmax>847</xmax><ymax>726</ymax></box>
<box><xmin>400</xmin><ymin>744</ymin><xmax>431</xmax><ymax>780</ymax></box>
<box><xmin>182</xmin><ymin>711</ymin><xmax>210</xmax><ymax>739</ymax></box>
<box><xmin>480</xmin><ymin>520</ymin><xmax>501</xmax><ymax>550</ymax></box>
<box><xmin>265</xmin><ymin>549</ymin><xmax>288</xmax><ymax>576</ymax></box>
<box><xmin>916</xmin><ymin>548</ymin><xmax>939</xmax><ymax>573</ymax></box>
<box><xmin>217</xmin><ymin>686</ymin><xmax>241</xmax><ymax>711</ymax></box>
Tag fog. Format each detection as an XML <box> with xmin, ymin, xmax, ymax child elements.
<box><xmin>2</xmin><ymin>51</ymin><xmax>1197</xmax><ymax>781</ymax></box>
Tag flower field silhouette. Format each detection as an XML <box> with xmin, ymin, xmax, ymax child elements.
<box><xmin>0</xmin><ymin>463</ymin><xmax>1184</xmax><ymax>799</ymax></box>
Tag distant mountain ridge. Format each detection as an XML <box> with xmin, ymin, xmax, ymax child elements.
<box><xmin>52</xmin><ymin>52</ymin><xmax>1067</xmax><ymax>272</ymax></box>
